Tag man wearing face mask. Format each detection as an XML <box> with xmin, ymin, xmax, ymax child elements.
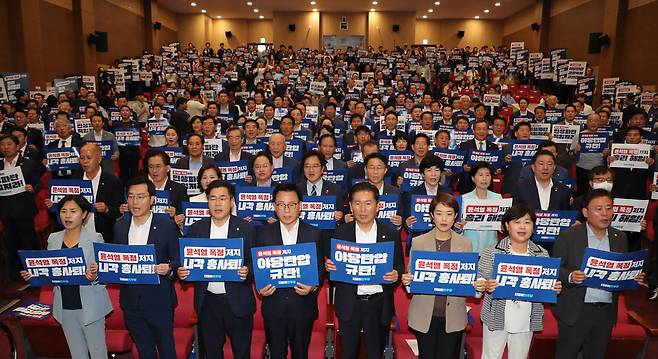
<box><xmin>570</xmin><ymin>166</ymin><xmax>614</xmax><ymax>224</ymax></box>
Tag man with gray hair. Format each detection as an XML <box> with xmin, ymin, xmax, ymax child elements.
<box><xmin>44</xmin><ymin>112</ymin><xmax>83</xmax><ymax>179</ymax></box>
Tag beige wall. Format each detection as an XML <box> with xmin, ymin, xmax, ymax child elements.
<box><xmin>178</xmin><ymin>14</ymin><xmax>208</xmax><ymax>49</ymax></box>
<box><xmin>321</xmin><ymin>12</ymin><xmax>368</xmax><ymax>36</ymax></box>
<box><xmin>94</xmin><ymin>0</ymin><xmax>146</xmax><ymax>65</ymax></box>
<box><xmin>416</xmin><ymin>19</ymin><xmax>503</xmax><ymax>48</ymax></box>
<box><xmin>617</xmin><ymin>0</ymin><xmax>658</xmax><ymax>86</ymax></box>
<box><xmin>247</xmin><ymin>20</ymin><xmax>274</xmax><ymax>44</ymax></box>
<box><xmin>367</xmin><ymin>12</ymin><xmax>415</xmax><ymax>49</ymax></box>
<box><xmin>546</xmin><ymin>0</ymin><xmax>602</xmax><ymax>66</ymax></box>
<box><xmin>273</xmin><ymin>12</ymin><xmax>321</xmax><ymax>49</ymax></box>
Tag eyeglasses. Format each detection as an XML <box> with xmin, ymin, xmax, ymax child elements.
<box><xmin>275</xmin><ymin>202</ymin><xmax>299</xmax><ymax>210</ymax></box>
<box><xmin>127</xmin><ymin>194</ymin><xmax>150</xmax><ymax>201</ymax></box>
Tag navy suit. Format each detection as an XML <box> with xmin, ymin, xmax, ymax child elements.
<box><xmin>158</xmin><ymin>178</ymin><xmax>190</xmax><ymax>214</ymax></box>
<box><xmin>72</xmin><ymin>170</ymin><xmax>123</xmax><ymax>243</ymax></box>
<box><xmin>214</xmin><ymin>150</ymin><xmax>254</xmax><ymax>163</ymax></box>
<box><xmin>458</xmin><ymin>139</ymin><xmax>499</xmax><ymax>194</ymax></box>
<box><xmin>256</xmin><ymin>221</ymin><xmax>324</xmax><ymax>359</ymax></box>
<box><xmin>186</xmin><ymin>216</ymin><xmax>256</xmax><ymax>359</ymax></box>
<box><xmin>113</xmin><ymin>215</ymin><xmax>180</xmax><ymax>359</ymax></box>
<box><xmin>512</xmin><ymin>178</ymin><xmax>572</xmax><ymax>211</ymax></box>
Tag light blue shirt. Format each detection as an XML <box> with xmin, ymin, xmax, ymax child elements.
<box><xmin>584</xmin><ymin>223</ymin><xmax>614</xmax><ymax>303</ymax></box>
<box><xmin>461</xmin><ymin>189</ymin><xmax>501</xmax><ymax>253</ymax></box>
<box><xmin>189</xmin><ymin>158</ymin><xmax>203</xmax><ymax>172</ymax></box>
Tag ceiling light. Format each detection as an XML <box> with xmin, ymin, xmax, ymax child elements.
<box><xmin>190</xmin><ymin>2</ymin><xmax>197</xmax><ymax>6</ymax></box>
<box><xmin>216</xmin><ymin>15</ymin><xmax>222</xmax><ymax>18</ymax></box>
<box><xmin>312</xmin><ymin>8</ymin><xmax>318</xmax><ymax>12</ymax></box>
<box><xmin>310</xmin><ymin>1</ymin><xmax>316</xmax><ymax>4</ymax></box>
<box><xmin>434</xmin><ymin>1</ymin><xmax>440</xmax><ymax>5</ymax></box>
<box><xmin>495</xmin><ymin>2</ymin><xmax>501</xmax><ymax>6</ymax></box>
<box><xmin>372</xmin><ymin>1</ymin><xmax>378</xmax><ymax>4</ymax></box>
<box><xmin>247</xmin><ymin>2</ymin><xmax>253</xmax><ymax>5</ymax></box>
<box><xmin>422</xmin><ymin>15</ymin><xmax>427</xmax><ymax>18</ymax></box>
<box><xmin>253</xmin><ymin>8</ymin><xmax>259</xmax><ymax>12</ymax></box>
<box><xmin>201</xmin><ymin>9</ymin><xmax>206</xmax><ymax>13</ymax></box>
<box><xmin>474</xmin><ymin>15</ymin><xmax>480</xmax><ymax>19</ymax></box>
<box><xmin>370</xmin><ymin>8</ymin><xmax>376</xmax><ymax>12</ymax></box>
<box><xmin>259</xmin><ymin>15</ymin><xmax>264</xmax><ymax>19</ymax></box>
<box><xmin>428</xmin><ymin>9</ymin><xmax>433</xmax><ymax>12</ymax></box>
<box><xmin>484</xmin><ymin>9</ymin><xmax>490</xmax><ymax>13</ymax></box>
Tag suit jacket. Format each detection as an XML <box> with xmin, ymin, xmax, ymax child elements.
<box><xmin>376</xmin><ymin>129</ymin><xmax>406</xmax><ymax>141</ymax></box>
<box><xmin>82</xmin><ymin>130</ymin><xmax>120</xmax><ymax>175</ymax></box>
<box><xmin>214</xmin><ymin>150</ymin><xmax>254</xmax><ymax>163</ymax></box>
<box><xmin>174</xmin><ymin>155</ymin><xmax>214</xmax><ymax>170</ymax></box>
<box><xmin>255</xmin><ymin>221</ymin><xmax>323</xmax><ymax>320</ymax></box>
<box><xmin>72</xmin><ymin>170</ymin><xmax>123</xmax><ymax>243</ymax></box>
<box><xmin>113</xmin><ymin>214</ymin><xmax>180</xmax><ymax>310</ymax></box>
<box><xmin>553</xmin><ymin>224</ymin><xmax>627</xmax><ymax>325</ymax></box>
<box><xmin>20</xmin><ymin>145</ymin><xmax>43</xmax><ymax>166</ymax></box>
<box><xmin>512</xmin><ymin>178</ymin><xmax>571</xmax><ymax>211</ymax></box>
<box><xmin>48</xmin><ymin>228</ymin><xmax>113</xmax><ymax>325</ymax></box>
<box><xmin>328</xmin><ymin>158</ymin><xmax>348</xmax><ymax>171</ymax></box>
<box><xmin>0</xmin><ymin>156</ymin><xmax>41</xmax><ymax>219</ymax></box>
<box><xmin>25</xmin><ymin>127</ymin><xmax>45</xmax><ymax>150</ymax></box>
<box><xmin>297</xmin><ymin>179</ymin><xmax>345</xmax><ymax>214</ymax></box>
<box><xmin>185</xmin><ymin>216</ymin><xmax>256</xmax><ymax>317</ymax></box>
<box><xmin>401</xmin><ymin>184</ymin><xmax>451</xmax><ymax>220</ymax></box>
<box><xmin>458</xmin><ymin>139</ymin><xmax>500</xmax><ymax>193</ymax></box>
<box><xmin>159</xmin><ymin>178</ymin><xmax>190</xmax><ymax>214</ymax></box>
<box><xmin>330</xmin><ymin>221</ymin><xmax>404</xmax><ymax>326</ymax></box>
<box><xmin>407</xmin><ymin>229</ymin><xmax>470</xmax><ymax>333</ymax></box>
<box><xmin>46</xmin><ymin>134</ymin><xmax>84</xmax><ymax>179</ymax></box>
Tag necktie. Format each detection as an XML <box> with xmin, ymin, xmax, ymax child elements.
<box><xmin>58</xmin><ymin>140</ymin><xmax>71</xmax><ymax>176</ymax></box>
<box><xmin>478</xmin><ymin>141</ymin><xmax>484</xmax><ymax>151</ymax></box>
<box><xmin>311</xmin><ymin>184</ymin><xmax>318</xmax><ymax>196</ymax></box>
<box><xmin>59</xmin><ymin>140</ymin><xmax>65</xmax><ymax>148</ymax></box>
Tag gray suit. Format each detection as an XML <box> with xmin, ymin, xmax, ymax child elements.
<box><xmin>47</xmin><ymin>228</ymin><xmax>113</xmax><ymax>359</ymax></box>
<box><xmin>82</xmin><ymin>130</ymin><xmax>120</xmax><ymax>176</ymax></box>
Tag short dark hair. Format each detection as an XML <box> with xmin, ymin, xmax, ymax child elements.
<box><xmin>301</xmin><ymin>150</ymin><xmax>326</xmax><ymax>167</ymax></box>
<box><xmin>469</xmin><ymin>162</ymin><xmax>493</xmax><ymax>178</ymax></box>
<box><xmin>57</xmin><ymin>194</ymin><xmax>93</xmax><ymax>215</ymax></box>
<box><xmin>0</xmin><ymin>134</ymin><xmax>19</xmax><ymax>145</ymax></box>
<box><xmin>348</xmin><ymin>182</ymin><xmax>379</xmax><ymax>202</ymax></box>
<box><xmin>126</xmin><ymin>175</ymin><xmax>156</xmax><ymax>196</ymax></box>
<box><xmin>412</xmin><ymin>133</ymin><xmax>430</xmax><ymax>146</ymax></box>
<box><xmin>354</xmin><ymin>125</ymin><xmax>371</xmax><ymax>136</ymax></box>
<box><xmin>186</xmin><ymin>133</ymin><xmax>205</xmax><ymax>146</ymax></box>
<box><xmin>205</xmin><ymin>179</ymin><xmax>234</xmax><ymax>198</ymax></box>
<box><xmin>144</xmin><ymin>148</ymin><xmax>171</xmax><ymax>168</ymax></box>
<box><xmin>197</xmin><ymin>164</ymin><xmax>223</xmax><ymax>190</ymax></box>
<box><xmin>272</xmin><ymin>183</ymin><xmax>302</xmax><ymax>202</ymax></box>
<box><xmin>251</xmin><ymin>151</ymin><xmax>273</xmax><ymax>168</ymax></box>
<box><xmin>588</xmin><ymin>165</ymin><xmax>614</xmax><ymax>181</ymax></box>
<box><xmin>429</xmin><ymin>193</ymin><xmax>460</xmax><ymax>218</ymax></box>
<box><xmin>538</xmin><ymin>140</ymin><xmax>557</xmax><ymax>150</ymax></box>
<box><xmin>501</xmin><ymin>204</ymin><xmax>537</xmax><ymax>237</ymax></box>
<box><xmin>419</xmin><ymin>155</ymin><xmax>444</xmax><ymax>172</ymax></box>
<box><xmin>363</xmin><ymin>153</ymin><xmax>388</xmax><ymax>168</ymax></box>
<box><xmin>319</xmin><ymin>133</ymin><xmax>337</xmax><ymax>146</ymax></box>
<box><xmin>531</xmin><ymin>149</ymin><xmax>556</xmax><ymax>164</ymax></box>
<box><xmin>582</xmin><ymin>188</ymin><xmax>613</xmax><ymax>209</ymax></box>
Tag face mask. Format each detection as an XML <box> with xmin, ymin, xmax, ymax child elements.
<box><xmin>592</xmin><ymin>181</ymin><xmax>613</xmax><ymax>192</ymax></box>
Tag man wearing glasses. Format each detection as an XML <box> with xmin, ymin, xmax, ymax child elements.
<box><xmin>296</xmin><ymin>151</ymin><xmax>345</xmax><ymax>221</ymax></box>
<box><xmin>178</xmin><ymin>180</ymin><xmax>256</xmax><ymax>358</ymax></box>
<box><xmin>114</xmin><ymin>176</ymin><xmax>180</xmax><ymax>359</ymax></box>
<box><xmin>255</xmin><ymin>183</ymin><xmax>323</xmax><ymax>359</ymax></box>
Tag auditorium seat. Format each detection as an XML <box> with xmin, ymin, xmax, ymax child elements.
<box><xmin>105</xmin><ymin>284</ymin><xmax>133</xmax><ymax>354</ymax></box>
<box><xmin>391</xmin><ymin>285</ymin><xmax>416</xmax><ymax>358</ymax></box>
<box><xmin>643</xmin><ymin>201</ymin><xmax>657</xmax><ymax>242</ymax></box>
<box><xmin>308</xmin><ymin>283</ymin><xmax>332</xmax><ymax>358</ymax></box>
<box><xmin>20</xmin><ymin>287</ymin><xmax>70</xmax><ymax>358</ymax></box>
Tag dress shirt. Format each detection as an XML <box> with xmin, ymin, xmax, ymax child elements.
<box><xmin>273</xmin><ymin>155</ymin><xmax>284</xmax><ymax>169</ymax></box>
<box><xmin>280</xmin><ymin>220</ymin><xmax>300</xmax><ymax>246</ymax></box>
<box><xmin>128</xmin><ymin>212</ymin><xmax>153</xmax><ymax>245</ymax></box>
<box><xmin>207</xmin><ymin>218</ymin><xmax>230</xmax><ymax>294</ymax></box>
<box><xmin>583</xmin><ymin>224</ymin><xmax>613</xmax><ymax>303</ymax></box>
<box><xmin>82</xmin><ymin>169</ymin><xmax>101</xmax><ymax>233</ymax></box>
<box><xmin>356</xmin><ymin>221</ymin><xmax>383</xmax><ymax>295</ymax></box>
<box><xmin>535</xmin><ymin>178</ymin><xmax>553</xmax><ymax>211</ymax></box>
<box><xmin>307</xmin><ymin>179</ymin><xmax>323</xmax><ymax>197</ymax></box>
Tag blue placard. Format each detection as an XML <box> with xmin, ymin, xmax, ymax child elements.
<box><xmin>44</xmin><ymin>147</ymin><xmax>80</xmax><ymax>172</ymax></box>
<box><xmin>285</xmin><ymin>138</ymin><xmax>305</xmax><ymax>161</ymax></box>
<box><xmin>378</xmin><ymin>136</ymin><xmax>396</xmax><ymax>151</ymax></box>
<box><xmin>323</xmin><ymin>168</ymin><xmax>349</xmax><ymax>190</ymax></box>
<box><xmin>580</xmin><ymin>248</ymin><xmax>648</xmax><ymax>291</ymax></box>
<box><xmin>162</xmin><ymin>147</ymin><xmax>184</xmax><ymax>167</ymax></box>
<box><xmin>48</xmin><ymin>179</ymin><xmax>94</xmax><ymax>212</ymax></box>
<box><xmin>19</xmin><ymin>248</ymin><xmax>88</xmax><ymax>286</ymax></box>
<box><xmin>11</xmin><ymin>301</ymin><xmax>52</xmax><ymax>320</ymax></box>
<box><xmin>235</xmin><ymin>186</ymin><xmax>275</xmax><ymax>220</ymax></box>
<box><xmin>377</xmin><ymin>194</ymin><xmax>399</xmax><ymax>222</ymax></box>
<box><xmin>147</xmin><ymin>119</ymin><xmax>169</xmax><ymax>136</ymax></box>
<box><xmin>578</xmin><ymin>132</ymin><xmax>610</xmax><ymax>153</ymax></box>
<box><xmin>491</xmin><ymin>254</ymin><xmax>560</xmax><ymax>303</ymax></box>
<box><xmin>433</xmin><ymin>149</ymin><xmax>467</xmax><ymax>173</ymax></box>
<box><xmin>329</xmin><ymin>239</ymin><xmax>394</xmax><ymax>284</ymax></box>
<box><xmin>114</xmin><ymin>128</ymin><xmax>141</xmax><ymax>147</ymax></box>
<box><xmin>242</xmin><ymin>143</ymin><xmax>267</xmax><ymax>156</ymax></box>
<box><xmin>467</xmin><ymin>149</ymin><xmax>502</xmax><ymax>170</ymax></box>
<box><xmin>152</xmin><ymin>190</ymin><xmax>171</xmax><ymax>220</ymax></box>
<box><xmin>509</xmin><ymin>139</ymin><xmax>541</xmax><ymax>164</ymax></box>
<box><xmin>409</xmin><ymin>195</ymin><xmax>434</xmax><ymax>232</ymax></box>
<box><xmin>86</xmin><ymin>140</ymin><xmax>113</xmax><ymax>160</ymax></box>
<box><xmin>400</xmin><ymin>166</ymin><xmax>423</xmax><ymax>192</ymax></box>
<box><xmin>179</xmin><ymin>238</ymin><xmax>244</xmax><ymax>282</ymax></box>
<box><xmin>252</xmin><ymin>242</ymin><xmax>319</xmax><ymax>288</ymax></box>
<box><xmin>300</xmin><ymin>195</ymin><xmax>336</xmax><ymax>229</ymax></box>
<box><xmin>532</xmin><ymin>210</ymin><xmax>578</xmax><ymax>242</ymax></box>
<box><xmin>182</xmin><ymin>201</ymin><xmax>210</xmax><ymax>235</ymax></box>
<box><xmin>409</xmin><ymin>251</ymin><xmax>478</xmax><ymax>297</ymax></box>
<box><xmin>94</xmin><ymin>243</ymin><xmax>160</xmax><ymax>285</ymax></box>
<box><xmin>216</xmin><ymin>160</ymin><xmax>249</xmax><ymax>185</ymax></box>
<box><xmin>382</xmin><ymin>150</ymin><xmax>414</xmax><ymax>168</ymax></box>
<box><xmin>272</xmin><ymin>167</ymin><xmax>293</xmax><ymax>183</ymax></box>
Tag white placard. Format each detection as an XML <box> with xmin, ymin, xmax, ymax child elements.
<box><xmin>611</xmin><ymin>198</ymin><xmax>648</xmax><ymax>233</ymax></box>
<box><xmin>609</xmin><ymin>143</ymin><xmax>651</xmax><ymax>169</ymax></box>
<box><xmin>461</xmin><ymin>198</ymin><xmax>513</xmax><ymax>230</ymax></box>
<box><xmin>0</xmin><ymin>167</ymin><xmax>26</xmax><ymax>196</ymax></box>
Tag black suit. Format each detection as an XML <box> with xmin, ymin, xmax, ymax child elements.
<box><xmin>376</xmin><ymin>129</ymin><xmax>405</xmax><ymax>140</ymax></box>
<box><xmin>458</xmin><ymin>139</ymin><xmax>499</xmax><ymax>194</ymax></box>
<box><xmin>330</xmin><ymin>221</ymin><xmax>404</xmax><ymax>359</ymax></box>
<box><xmin>553</xmin><ymin>224</ymin><xmax>628</xmax><ymax>359</ymax></box>
<box><xmin>114</xmin><ymin>215</ymin><xmax>180</xmax><ymax>359</ymax></box>
<box><xmin>256</xmin><ymin>221</ymin><xmax>323</xmax><ymax>359</ymax></box>
<box><xmin>512</xmin><ymin>178</ymin><xmax>571</xmax><ymax>211</ymax></box>
<box><xmin>46</xmin><ymin>134</ymin><xmax>84</xmax><ymax>179</ymax></box>
<box><xmin>72</xmin><ymin>170</ymin><xmax>123</xmax><ymax>243</ymax></box>
<box><xmin>214</xmin><ymin>150</ymin><xmax>254</xmax><ymax>163</ymax></box>
<box><xmin>174</xmin><ymin>155</ymin><xmax>214</xmax><ymax>170</ymax></box>
<box><xmin>157</xmin><ymin>178</ymin><xmax>190</xmax><ymax>214</ymax></box>
<box><xmin>25</xmin><ymin>127</ymin><xmax>44</xmax><ymax>150</ymax></box>
<box><xmin>0</xmin><ymin>156</ymin><xmax>41</xmax><ymax>277</ymax></box>
<box><xmin>186</xmin><ymin>216</ymin><xmax>256</xmax><ymax>359</ymax></box>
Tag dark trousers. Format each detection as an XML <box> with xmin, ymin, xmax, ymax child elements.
<box><xmin>338</xmin><ymin>294</ymin><xmax>387</xmax><ymax>359</ymax></box>
<box><xmin>264</xmin><ymin>310</ymin><xmax>314</xmax><ymax>359</ymax></box>
<box><xmin>413</xmin><ymin>316</ymin><xmax>462</xmax><ymax>359</ymax></box>
<box><xmin>118</xmin><ymin>147</ymin><xmax>140</xmax><ymax>183</ymax></box>
<box><xmin>199</xmin><ymin>293</ymin><xmax>252</xmax><ymax>359</ymax></box>
<box><xmin>123</xmin><ymin>307</ymin><xmax>176</xmax><ymax>359</ymax></box>
<box><xmin>2</xmin><ymin>218</ymin><xmax>37</xmax><ymax>278</ymax></box>
<box><xmin>556</xmin><ymin>303</ymin><xmax>614</xmax><ymax>359</ymax></box>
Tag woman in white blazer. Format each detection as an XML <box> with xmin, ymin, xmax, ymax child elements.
<box><xmin>21</xmin><ymin>195</ymin><xmax>112</xmax><ymax>359</ymax></box>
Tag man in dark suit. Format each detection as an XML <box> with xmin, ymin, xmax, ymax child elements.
<box><xmin>267</xmin><ymin>133</ymin><xmax>300</xmax><ymax>181</ymax></box>
<box><xmin>318</xmin><ymin>134</ymin><xmax>348</xmax><ymax>172</ymax></box>
<box><xmin>375</xmin><ymin>111</ymin><xmax>405</xmax><ymax>140</ymax></box>
<box><xmin>13</xmin><ymin>110</ymin><xmax>44</xmax><ymax>150</ymax></box>
<box><xmin>9</xmin><ymin>127</ymin><xmax>44</xmax><ymax>171</ymax></box>
<box><xmin>74</xmin><ymin>143</ymin><xmax>123</xmax><ymax>243</ymax></box>
<box><xmin>297</xmin><ymin>151</ymin><xmax>345</xmax><ymax>218</ymax></box>
<box><xmin>400</xmin><ymin>133</ymin><xmax>431</xmax><ymax>168</ymax></box>
<box><xmin>256</xmin><ymin>184</ymin><xmax>324</xmax><ymax>359</ymax></box>
<box><xmin>325</xmin><ymin>182</ymin><xmax>404</xmax><ymax>359</ymax></box>
<box><xmin>553</xmin><ymin>189</ymin><xmax>645</xmax><ymax>359</ymax></box>
<box><xmin>214</xmin><ymin>126</ymin><xmax>255</xmax><ymax>163</ymax></box>
<box><xmin>458</xmin><ymin>119</ymin><xmax>499</xmax><ymax>193</ymax></box>
<box><xmin>177</xmin><ymin>180</ymin><xmax>256</xmax><ymax>359</ymax></box>
<box><xmin>512</xmin><ymin>150</ymin><xmax>571</xmax><ymax>211</ymax></box>
<box><xmin>114</xmin><ymin>176</ymin><xmax>180</xmax><ymax>359</ymax></box>
<box><xmin>347</xmin><ymin>140</ymin><xmax>379</xmax><ymax>181</ymax></box>
<box><xmin>45</xmin><ymin>115</ymin><xmax>83</xmax><ymax>179</ymax></box>
<box><xmin>0</xmin><ymin>134</ymin><xmax>41</xmax><ymax>278</ymax></box>
<box><xmin>143</xmin><ymin>149</ymin><xmax>190</xmax><ymax>217</ymax></box>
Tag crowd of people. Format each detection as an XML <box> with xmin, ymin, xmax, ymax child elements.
<box><xmin>1</xmin><ymin>41</ymin><xmax>658</xmax><ymax>359</ymax></box>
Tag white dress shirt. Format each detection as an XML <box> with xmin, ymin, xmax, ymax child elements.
<box><xmin>59</xmin><ymin>135</ymin><xmax>72</xmax><ymax>148</ymax></box>
<box><xmin>280</xmin><ymin>220</ymin><xmax>300</xmax><ymax>246</ymax></box>
<box><xmin>3</xmin><ymin>156</ymin><xmax>18</xmax><ymax>169</ymax></box>
<box><xmin>207</xmin><ymin>218</ymin><xmax>230</xmax><ymax>294</ymax></box>
<box><xmin>424</xmin><ymin>183</ymin><xmax>438</xmax><ymax>196</ymax></box>
<box><xmin>325</xmin><ymin>157</ymin><xmax>334</xmax><ymax>171</ymax></box>
<box><xmin>504</xmin><ymin>247</ymin><xmax>532</xmax><ymax>333</ymax></box>
<box><xmin>356</xmin><ymin>221</ymin><xmax>383</xmax><ymax>295</ymax></box>
<box><xmin>128</xmin><ymin>212</ymin><xmax>153</xmax><ymax>245</ymax></box>
<box><xmin>272</xmin><ymin>155</ymin><xmax>284</xmax><ymax>169</ymax></box>
<box><xmin>307</xmin><ymin>179</ymin><xmax>323</xmax><ymax>196</ymax></box>
<box><xmin>229</xmin><ymin>150</ymin><xmax>241</xmax><ymax>162</ymax></box>
<box><xmin>82</xmin><ymin>169</ymin><xmax>102</xmax><ymax>233</ymax></box>
<box><xmin>94</xmin><ymin>130</ymin><xmax>104</xmax><ymax>142</ymax></box>
<box><xmin>535</xmin><ymin>178</ymin><xmax>553</xmax><ymax>211</ymax></box>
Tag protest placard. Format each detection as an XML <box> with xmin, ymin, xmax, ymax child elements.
<box><xmin>491</xmin><ymin>254</ymin><xmax>560</xmax><ymax>303</ymax></box>
<box><xmin>179</xmin><ymin>238</ymin><xmax>243</xmax><ymax>281</ymax></box>
<box><xmin>94</xmin><ymin>243</ymin><xmax>159</xmax><ymax>284</ymax></box>
<box><xmin>19</xmin><ymin>248</ymin><xmax>88</xmax><ymax>286</ymax></box>
<box><xmin>580</xmin><ymin>248</ymin><xmax>648</xmax><ymax>291</ymax></box>
<box><xmin>462</xmin><ymin>198</ymin><xmax>513</xmax><ymax>230</ymax></box>
<box><xmin>330</xmin><ymin>239</ymin><xmax>394</xmax><ymax>285</ymax></box>
<box><xmin>252</xmin><ymin>243</ymin><xmax>319</xmax><ymax>288</ymax></box>
<box><xmin>409</xmin><ymin>251</ymin><xmax>478</xmax><ymax>296</ymax></box>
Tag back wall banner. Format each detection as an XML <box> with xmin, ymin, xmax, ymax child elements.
<box><xmin>329</xmin><ymin>239</ymin><xmax>393</xmax><ymax>285</ymax></box>
<box><xmin>491</xmin><ymin>254</ymin><xmax>560</xmax><ymax>303</ymax></box>
<box><xmin>580</xmin><ymin>248</ymin><xmax>648</xmax><ymax>291</ymax></box>
<box><xmin>94</xmin><ymin>243</ymin><xmax>159</xmax><ymax>285</ymax></box>
<box><xmin>179</xmin><ymin>238</ymin><xmax>243</xmax><ymax>282</ymax></box>
<box><xmin>409</xmin><ymin>251</ymin><xmax>478</xmax><ymax>297</ymax></box>
<box><xmin>252</xmin><ymin>243</ymin><xmax>319</xmax><ymax>289</ymax></box>
<box><xmin>461</xmin><ymin>198</ymin><xmax>513</xmax><ymax>230</ymax></box>
<box><xmin>19</xmin><ymin>248</ymin><xmax>88</xmax><ymax>286</ymax></box>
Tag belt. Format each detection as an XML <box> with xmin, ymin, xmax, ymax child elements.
<box><xmin>584</xmin><ymin>302</ymin><xmax>611</xmax><ymax>307</ymax></box>
<box><xmin>356</xmin><ymin>292</ymin><xmax>382</xmax><ymax>301</ymax></box>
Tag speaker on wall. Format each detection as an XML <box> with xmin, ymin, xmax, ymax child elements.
<box><xmin>153</xmin><ymin>22</ymin><xmax>162</xmax><ymax>30</ymax></box>
<box><xmin>531</xmin><ymin>22</ymin><xmax>540</xmax><ymax>32</ymax></box>
<box><xmin>91</xmin><ymin>31</ymin><xmax>108</xmax><ymax>52</ymax></box>
<box><xmin>587</xmin><ymin>32</ymin><xmax>610</xmax><ymax>54</ymax></box>
<box><xmin>392</xmin><ymin>24</ymin><xmax>400</xmax><ymax>32</ymax></box>
<box><xmin>225</xmin><ymin>31</ymin><xmax>233</xmax><ymax>38</ymax></box>
<box><xmin>457</xmin><ymin>30</ymin><xmax>465</xmax><ymax>38</ymax></box>
<box><xmin>289</xmin><ymin>24</ymin><xmax>296</xmax><ymax>32</ymax></box>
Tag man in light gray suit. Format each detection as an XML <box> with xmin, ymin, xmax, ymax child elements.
<box><xmin>82</xmin><ymin>113</ymin><xmax>119</xmax><ymax>176</ymax></box>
